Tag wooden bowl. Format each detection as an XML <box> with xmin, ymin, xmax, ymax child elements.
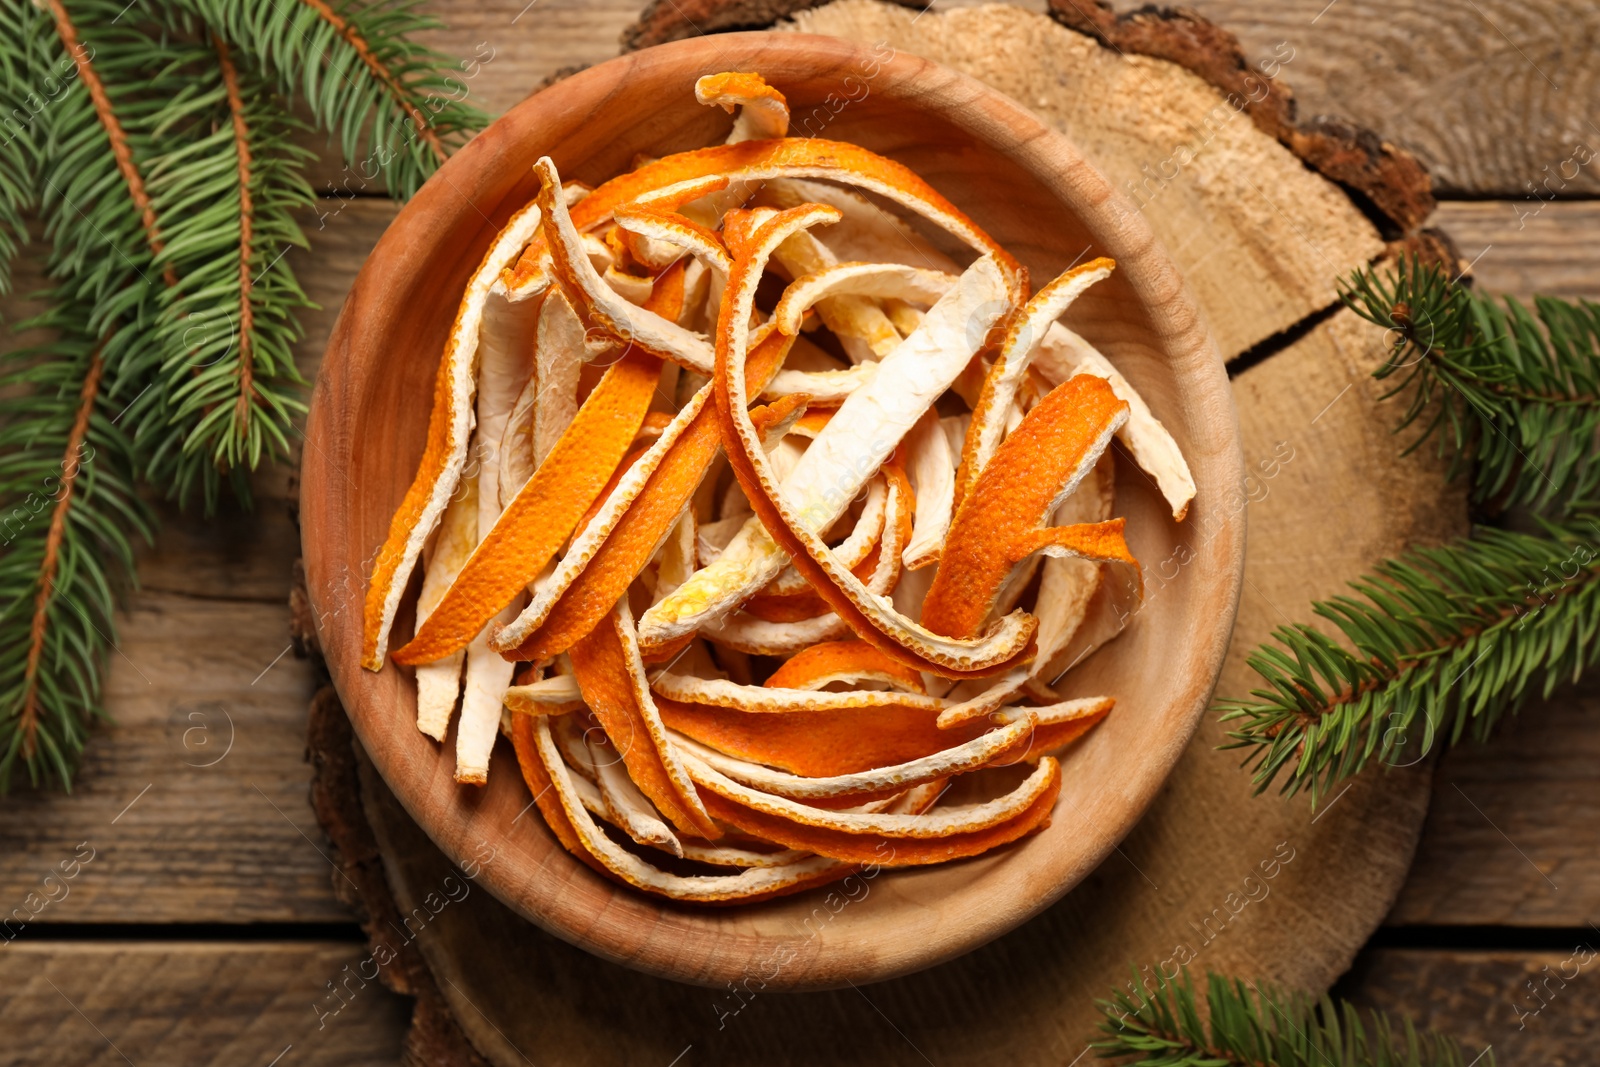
<box><xmin>301</xmin><ymin>32</ymin><xmax>1244</xmax><ymax>990</ymax></box>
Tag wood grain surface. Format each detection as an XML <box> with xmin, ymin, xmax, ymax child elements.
<box><xmin>1</xmin><ymin>0</ymin><xmax>1596</xmax><ymax>1061</ymax></box>
<box><xmin>0</xmin><ymin>943</ymin><xmax>406</xmax><ymax>1067</ymax></box>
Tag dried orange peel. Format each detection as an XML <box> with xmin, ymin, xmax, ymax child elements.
<box><xmin>367</xmin><ymin>70</ymin><xmax>1194</xmax><ymax>903</ymax></box>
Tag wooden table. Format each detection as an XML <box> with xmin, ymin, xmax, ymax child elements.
<box><xmin>3</xmin><ymin>1</ymin><xmax>1596</xmax><ymax>1063</ymax></box>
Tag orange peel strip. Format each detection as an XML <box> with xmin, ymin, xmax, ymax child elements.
<box><xmin>503</xmin><ymin>138</ymin><xmax>1024</xmax><ymax>300</ymax></box>
<box><xmin>922</xmin><ymin>374</ymin><xmax>1137</xmax><ymax>644</ymax></box>
<box><xmin>503</xmin><ymin>672</ymin><xmax>585</xmax><ymax>716</ymax></box>
<box><xmin>412</xmin><ymin>472</ymin><xmax>478</xmax><ymax>740</ymax></box>
<box><xmin>763</xmin><ymin>639</ymin><xmax>926</xmax><ymax>693</ymax></box>
<box><xmin>771</xmin><ymin>231</ymin><xmax>902</xmax><ymax>362</ymax></box>
<box><xmin>668</xmin><ymin>207</ymin><xmax>1039</xmax><ymax>677</ymax></box>
<box><xmin>534</xmin><ymin>156</ymin><xmax>718</xmax><ymax>374</ymax></box>
<box><xmin>525</xmin><ymin>715</ymin><xmax>847</xmax><ymax>902</ymax></box>
<box><xmin>650</xmin><ymin>673</ymin><xmax>946</xmax><ymax>713</ymax></box>
<box><xmin>936</xmin><ymin>666</ymin><xmax>1032</xmax><ymax>729</ymax></box>
<box><xmin>697</xmin><ymin>454</ymin><xmax>911</xmax><ymax>656</ymax></box>
<box><xmin>772</xmin><ymin>262</ymin><xmax>955</xmax><ymax>337</ymax></box>
<box><xmin>391</xmin><ymin>342</ymin><xmax>661</xmax><ymax>666</ymax></box>
<box><xmin>639</xmin><ymin>220</ymin><xmax>1005</xmax><ymax>644</ymax></box>
<box><xmin>687</xmin><ymin>754</ymin><xmax>1061</xmax><ymax>866</ymax></box>
<box><xmin>672</xmin><ymin>716</ymin><xmax>1035</xmax><ymax>799</ymax></box>
<box><xmin>657</xmin><ymin>693</ymin><xmax>1034</xmax><ymax>778</ymax></box>
<box><xmin>956</xmin><ymin>259</ymin><xmax>1114</xmax><ymax>509</ymax></box>
<box><xmin>761</xmin><ymin>361</ymin><xmax>878</xmax><ymax>403</ymax></box>
<box><xmin>584</xmin><ymin>725</ymin><xmax>684</xmax><ymax>857</ymax></box>
<box><xmin>1040</xmin><ymin>325</ymin><xmax>1196</xmax><ymax>522</ymax></box>
<box><xmin>754</xmin><ymin>176</ymin><xmax>964</xmax><ymax>273</ymax></box>
<box><xmin>901</xmin><ymin>408</ymin><xmax>955</xmax><ymax>570</ymax></box>
<box><xmin>685</xmin><ymin>752</ymin><xmax>1057</xmax><ymax>837</ymax></box>
<box><xmin>1031</xmin><ymin>450</ymin><xmax>1117</xmax><ymax>678</ymax></box>
<box><xmin>613</xmin><ymin>202</ymin><xmax>732</xmax><ymax>277</ymax></box>
<box><xmin>762</xmin><ymin>473</ymin><xmax>885</xmax><ymax>599</ymax></box>
<box><xmin>567</xmin><ymin>599</ymin><xmax>719</xmax><ymax>839</ymax></box>
<box><xmin>361</xmin><ymin>200</ymin><xmax>547</xmax><ymax>670</ymax></box>
<box><xmin>488</xmin><ymin>325</ymin><xmax>797</xmax><ymax>663</ymax></box>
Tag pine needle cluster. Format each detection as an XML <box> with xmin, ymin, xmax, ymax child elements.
<box><xmin>1096</xmin><ymin>969</ymin><xmax>1490</xmax><ymax>1067</ymax></box>
<box><xmin>1343</xmin><ymin>255</ymin><xmax>1600</xmax><ymax>514</ymax></box>
<box><xmin>0</xmin><ymin>0</ymin><xmax>485</xmax><ymax>788</ymax></box>
<box><xmin>1221</xmin><ymin>257</ymin><xmax>1600</xmax><ymax>801</ymax></box>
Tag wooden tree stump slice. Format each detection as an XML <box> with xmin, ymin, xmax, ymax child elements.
<box><xmin>309</xmin><ymin>2</ymin><xmax>1466</xmax><ymax>1061</ymax></box>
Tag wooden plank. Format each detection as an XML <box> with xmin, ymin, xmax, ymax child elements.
<box><xmin>0</xmin><ymin>943</ymin><xmax>406</xmax><ymax>1067</ymax></box>
<box><xmin>1339</xmin><ymin>947</ymin><xmax>1598</xmax><ymax>1066</ymax></box>
<box><xmin>1436</xmin><ymin>200</ymin><xmax>1600</xmax><ymax>300</ymax></box>
<box><xmin>1390</xmin><ymin>674</ymin><xmax>1600</xmax><ymax>926</ymax></box>
<box><xmin>1183</xmin><ymin>0</ymin><xmax>1600</xmax><ymax>197</ymax></box>
<box><xmin>0</xmin><ymin>593</ymin><xmax>348</xmax><ymax>923</ymax></box>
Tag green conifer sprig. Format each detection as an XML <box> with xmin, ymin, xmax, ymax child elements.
<box><xmin>0</xmin><ymin>0</ymin><xmax>484</xmax><ymax>788</ymax></box>
<box><xmin>1342</xmin><ymin>256</ymin><xmax>1600</xmax><ymax>513</ymax></box>
<box><xmin>1096</xmin><ymin>969</ymin><xmax>1489</xmax><ymax>1067</ymax></box>
<box><xmin>1218</xmin><ymin>520</ymin><xmax>1600</xmax><ymax>802</ymax></box>
<box><xmin>0</xmin><ymin>313</ymin><xmax>152</xmax><ymax>790</ymax></box>
<box><xmin>0</xmin><ymin>0</ymin><xmax>47</xmax><ymax>299</ymax></box>
<box><xmin>192</xmin><ymin>0</ymin><xmax>490</xmax><ymax>199</ymax></box>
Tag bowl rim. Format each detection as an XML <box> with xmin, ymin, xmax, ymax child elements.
<box><xmin>301</xmin><ymin>30</ymin><xmax>1245</xmax><ymax>990</ymax></box>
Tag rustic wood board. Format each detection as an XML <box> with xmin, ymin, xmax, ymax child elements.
<box><xmin>1393</xmin><ymin>671</ymin><xmax>1600</xmax><ymax>925</ymax></box>
<box><xmin>0</xmin><ymin>591</ymin><xmax>339</xmax><ymax>923</ymax></box>
<box><xmin>1435</xmin><ymin>201</ymin><xmax>1600</xmax><ymax>300</ymax></box>
<box><xmin>1339</xmin><ymin>949</ymin><xmax>1599</xmax><ymax>1067</ymax></box>
<box><xmin>300</xmin><ymin>0</ymin><xmax>1588</xmax><ymax>200</ymax></box>
<box><xmin>0</xmin><ymin>943</ymin><xmax>406</xmax><ymax>1067</ymax></box>
<box><xmin>1</xmin><ymin>0</ymin><xmax>1596</xmax><ymax>1061</ymax></box>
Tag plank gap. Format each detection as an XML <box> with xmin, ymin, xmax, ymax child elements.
<box><xmin>10</xmin><ymin>921</ymin><xmax>367</xmax><ymax>943</ymax></box>
<box><xmin>1368</xmin><ymin>925</ymin><xmax>1599</xmax><ymax>951</ymax></box>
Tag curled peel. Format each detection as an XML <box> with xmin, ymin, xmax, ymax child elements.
<box><xmin>675</xmin><ymin>207</ymin><xmax>1037</xmax><ymax>676</ymax></box>
<box><xmin>923</xmin><ymin>374</ymin><xmax>1140</xmax><ymax>644</ymax></box>
<box><xmin>362</xmin><ymin>200</ymin><xmax>546</xmax><ymax>670</ymax></box>
<box><xmin>956</xmin><ymin>258</ymin><xmax>1115</xmax><ymax>508</ymax></box>
<box><xmin>696</xmin><ymin>72</ymin><xmax>791</xmax><ymax>142</ymax></box>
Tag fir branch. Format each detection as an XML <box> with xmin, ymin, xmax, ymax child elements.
<box><xmin>43</xmin><ymin>0</ymin><xmax>177</xmax><ymax>287</ymax></box>
<box><xmin>32</xmin><ymin>0</ymin><xmax>314</xmax><ymax>508</ymax></box>
<box><xmin>1096</xmin><ymin>969</ymin><xmax>1488</xmax><ymax>1067</ymax></box>
<box><xmin>0</xmin><ymin>313</ymin><xmax>153</xmax><ymax>790</ymax></box>
<box><xmin>194</xmin><ymin>0</ymin><xmax>489</xmax><ymax>199</ymax></box>
<box><xmin>129</xmin><ymin>17</ymin><xmax>315</xmax><ymax>506</ymax></box>
<box><xmin>1218</xmin><ymin>520</ymin><xmax>1600</xmax><ymax>802</ymax></box>
<box><xmin>0</xmin><ymin>0</ymin><xmax>50</xmax><ymax>297</ymax></box>
<box><xmin>1342</xmin><ymin>256</ymin><xmax>1600</xmax><ymax>513</ymax></box>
